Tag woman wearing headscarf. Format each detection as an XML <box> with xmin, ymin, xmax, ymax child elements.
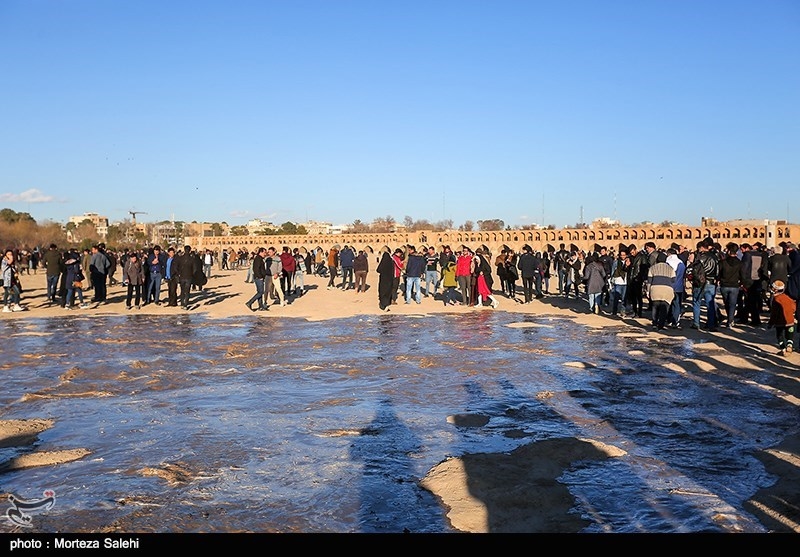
<box><xmin>377</xmin><ymin>249</ymin><xmax>395</xmax><ymax>311</ymax></box>
<box><xmin>473</xmin><ymin>248</ymin><xmax>499</xmax><ymax>309</ymax></box>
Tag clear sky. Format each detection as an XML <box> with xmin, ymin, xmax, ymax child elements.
<box><xmin>1</xmin><ymin>1</ymin><xmax>798</xmax><ymax>229</ymax></box>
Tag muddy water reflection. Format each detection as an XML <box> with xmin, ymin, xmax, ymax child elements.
<box><xmin>0</xmin><ymin>313</ymin><xmax>794</xmax><ymax>532</ymax></box>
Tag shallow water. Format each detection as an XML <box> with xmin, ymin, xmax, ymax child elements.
<box><xmin>0</xmin><ymin>312</ymin><xmax>796</xmax><ymax>533</ymax></box>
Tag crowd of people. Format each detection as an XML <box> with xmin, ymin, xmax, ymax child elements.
<box><xmin>322</xmin><ymin>238</ymin><xmax>799</xmax><ymax>356</ymax></box>
<box><xmin>2</xmin><ymin>243</ymin><xmax>210</xmax><ymax>312</ymax></box>
<box><xmin>3</xmin><ymin>237</ymin><xmax>799</xmax><ymax>355</ymax></box>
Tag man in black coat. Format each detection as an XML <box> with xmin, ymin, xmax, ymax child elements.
<box><xmin>174</xmin><ymin>245</ymin><xmax>200</xmax><ymax>309</ymax></box>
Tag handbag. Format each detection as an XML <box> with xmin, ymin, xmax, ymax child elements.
<box><xmin>72</xmin><ymin>280</ymin><xmax>83</xmax><ymax>289</ymax></box>
<box><xmin>507</xmin><ymin>265</ymin><xmax>518</xmax><ymax>280</ymax></box>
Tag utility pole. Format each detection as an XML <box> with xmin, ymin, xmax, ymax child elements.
<box><xmin>541</xmin><ymin>193</ymin><xmax>544</xmax><ymax>228</ymax></box>
<box><xmin>613</xmin><ymin>191</ymin><xmax>617</xmax><ymax>222</ymax></box>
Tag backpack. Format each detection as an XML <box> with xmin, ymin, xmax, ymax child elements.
<box><xmin>689</xmin><ymin>259</ymin><xmax>706</xmax><ymax>288</ymax></box>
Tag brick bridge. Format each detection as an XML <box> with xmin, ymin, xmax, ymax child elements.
<box><xmin>186</xmin><ymin>221</ymin><xmax>798</xmax><ymax>259</ymax></box>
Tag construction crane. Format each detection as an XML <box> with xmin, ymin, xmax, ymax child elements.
<box><xmin>129</xmin><ymin>210</ymin><xmax>148</xmax><ymax>225</ymax></box>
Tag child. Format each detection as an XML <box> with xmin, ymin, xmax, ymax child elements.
<box><xmin>767</xmin><ymin>280</ymin><xmax>796</xmax><ymax>356</ymax></box>
<box><xmin>441</xmin><ymin>259</ymin><xmax>458</xmax><ymax>305</ymax></box>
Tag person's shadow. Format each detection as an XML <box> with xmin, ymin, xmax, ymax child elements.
<box><xmin>349</xmin><ymin>398</ymin><xmax>451</xmax><ymax>533</ymax></box>
<box><xmin>422</xmin><ymin>379</ymin><xmax>613</xmax><ymax>533</ymax></box>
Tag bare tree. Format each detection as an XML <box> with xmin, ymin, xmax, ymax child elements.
<box><xmin>71</xmin><ymin>220</ymin><xmax>101</xmax><ymax>246</ymax></box>
<box><xmin>433</xmin><ymin>219</ymin><xmax>453</xmax><ymax>231</ymax></box>
<box><xmin>477</xmin><ymin>219</ymin><xmax>504</xmax><ymax>231</ymax></box>
<box><xmin>348</xmin><ymin>219</ymin><xmax>370</xmax><ymax>233</ymax></box>
<box><xmin>371</xmin><ymin>216</ymin><xmax>396</xmax><ymax>233</ymax></box>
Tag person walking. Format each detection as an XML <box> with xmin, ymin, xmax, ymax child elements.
<box><xmin>338</xmin><ymin>245</ymin><xmax>355</xmax><ymax>290</ymax></box>
<box><xmin>264</xmin><ymin>246</ymin><xmax>286</xmax><ymax>307</ymax></box>
<box><xmin>245</xmin><ymin>247</ymin><xmax>268</xmax><ymax>312</ymax></box>
<box><xmin>473</xmin><ymin>248</ymin><xmax>499</xmax><ymax>308</ymax></box>
<box><xmin>326</xmin><ymin>246</ymin><xmax>339</xmax><ymax>290</ymax></box>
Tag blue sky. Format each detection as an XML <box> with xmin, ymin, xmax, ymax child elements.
<box><xmin>1</xmin><ymin>0</ymin><xmax>798</xmax><ymax>229</ymax></box>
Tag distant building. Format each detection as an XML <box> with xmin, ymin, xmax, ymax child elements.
<box><xmin>591</xmin><ymin>217</ymin><xmax>620</xmax><ymax>229</ymax></box>
<box><xmin>245</xmin><ymin>219</ymin><xmax>276</xmax><ymax>235</ymax></box>
<box><xmin>151</xmin><ymin>221</ymin><xmax>182</xmax><ymax>248</ymax></box>
<box><xmin>302</xmin><ymin>220</ymin><xmax>333</xmax><ymax>235</ymax></box>
<box><xmin>68</xmin><ymin>212</ymin><xmax>108</xmax><ymax>238</ymax></box>
<box><xmin>183</xmin><ymin>222</ymin><xmax>230</xmax><ymax>237</ymax></box>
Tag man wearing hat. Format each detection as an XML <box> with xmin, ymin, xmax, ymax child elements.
<box><xmin>767</xmin><ymin>280</ymin><xmax>796</xmax><ymax>356</ymax></box>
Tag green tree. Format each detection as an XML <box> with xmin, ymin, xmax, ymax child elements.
<box><xmin>0</xmin><ymin>208</ymin><xmax>36</xmax><ymax>224</ymax></box>
<box><xmin>230</xmin><ymin>225</ymin><xmax>249</xmax><ymax>236</ymax></box>
<box><xmin>278</xmin><ymin>221</ymin><xmax>298</xmax><ymax>235</ymax></box>
<box><xmin>106</xmin><ymin>224</ymin><xmax>126</xmax><ymax>246</ymax></box>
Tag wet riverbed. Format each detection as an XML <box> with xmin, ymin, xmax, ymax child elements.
<box><xmin>0</xmin><ymin>312</ymin><xmax>797</xmax><ymax>533</ymax></box>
